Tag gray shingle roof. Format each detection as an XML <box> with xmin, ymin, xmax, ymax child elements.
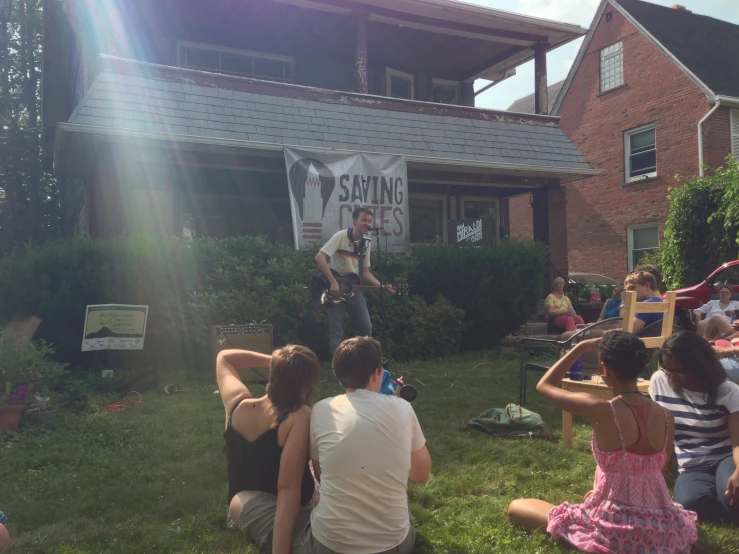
<box><xmin>507</xmin><ymin>80</ymin><xmax>564</xmax><ymax>114</ymax></box>
<box><xmin>69</xmin><ymin>68</ymin><xmax>591</xmax><ymax>171</ymax></box>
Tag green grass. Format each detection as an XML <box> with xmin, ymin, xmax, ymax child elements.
<box><xmin>2</xmin><ymin>351</ymin><xmax>738</xmax><ymax>553</ymax></box>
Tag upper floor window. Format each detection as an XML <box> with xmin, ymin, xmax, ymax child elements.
<box><xmin>600</xmin><ymin>41</ymin><xmax>623</xmax><ymax>93</ymax></box>
<box><xmin>731</xmin><ymin>108</ymin><xmax>739</xmax><ymax>156</ymax></box>
<box><xmin>387</xmin><ymin>68</ymin><xmax>414</xmax><ymax>100</ymax></box>
<box><xmin>625</xmin><ymin>124</ymin><xmax>656</xmax><ymax>181</ymax></box>
<box><xmin>432</xmin><ymin>79</ymin><xmax>459</xmax><ymax>105</ymax></box>
<box><xmin>178</xmin><ymin>41</ymin><xmax>294</xmax><ymax>83</ymax></box>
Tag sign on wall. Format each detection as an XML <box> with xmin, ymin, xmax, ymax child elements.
<box><xmin>448</xmin><ymin>217</ymin><xmax>495</xmax><ymax>246</ymax></box>
<box><xmin>81</xmin><ymin>304</ymin><xmax>149</xmax><ymax>351</ymax></box>
<box><xmin>284</xmin><ymin>147</ymin><xmax>410</xmax><ymax>253</ymax></box>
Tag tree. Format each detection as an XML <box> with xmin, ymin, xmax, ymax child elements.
<box><xmin>0</xmin><ymin>0</ymin><xmax>59</xmax><ymax>257</ymax></box>
<box><xmin>657</xmin><ymin>156</ymin><xmax>739</xmax><ymax>289</ymax></box>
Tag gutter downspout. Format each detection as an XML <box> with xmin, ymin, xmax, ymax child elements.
<box><xmin>698</xmin><ymin>98</ymin><xmax>721</xmax><ymax>177</ymax></box>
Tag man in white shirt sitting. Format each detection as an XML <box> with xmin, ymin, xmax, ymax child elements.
<box><xmin>299</xmin><ymin>336</ymin><xmax>431</xmax><ymax>554</ymax></box>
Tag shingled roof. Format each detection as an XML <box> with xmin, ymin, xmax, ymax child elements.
<box><xmin>616</xmin><ymin>0</ymin><xmax>739</xmax><ymax>97</ymax></box>
<box><xmin>507</xmin><ymin>80</ymin><xmax>564</xmax><ymax>114</ymax></box>
<box><xmin>62</xmin><ymin>56</ymin><xmax>594</xmax><ymax>174</ymax></box>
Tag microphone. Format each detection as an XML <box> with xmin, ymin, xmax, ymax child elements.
<box><xmin>368</xmin><ymin>226</ymin><xmax>385</xmax><ymax>232</ymax></box>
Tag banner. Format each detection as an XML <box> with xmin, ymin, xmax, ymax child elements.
<box><xmin>284</xmin><ymin>148</ymin><xmax>410</xmax><ymax>253</ymax></box>
<box><xmin>448</xmin><ymin>217</ymin><xmax>495</xmax><ymax>246</ymax></box>
<box><xmin>81</xmin><ymin>304</ymin><xmax>148</xmax><ymax>351</ymax></box>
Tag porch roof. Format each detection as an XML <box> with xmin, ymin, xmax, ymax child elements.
<box><xmin>57</xmin><ymin>56</ymin><xmax>596</xmax><ymax>179</ymax></box>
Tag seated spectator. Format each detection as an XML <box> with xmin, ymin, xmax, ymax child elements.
<box><xmin>651</xmin><ymin>332</ymin><xmax>739</xmax><ymax>525</ymax></box>
<box><xmin>623</xmin><ymin>271</ymin><xmax>663</xmax><ymax>336</ymax></box>
<box><xmin>635</xmin><ymin>263</ymin><xmax>665</xmax><ymax>294</ymax></box>
<box><xmin>509</xmin><ymin>332</ymin><xmax>697</xmax><ymax>551</ymax></box>
<box><xmin>545</xmin><ymin>277</ymin><xmax>584</xmax><ymax>332</ymax></box>
<box><xmin>218</xmin><ymin>346</ymin><xmax>320</xmax><ymax>553</ymax></box>
<box><xmin>694</xmin><ymin>286</ymin><xmax>739</xmax><ymax>339</ymax></box>
<box><xmin>301</xmin><ymin>336</ymin><xmax>430</xmax><ymax>553</ymax></box>
<box><xmin>598</xmin><ymin>285</ymin><xmax>624</xmax><ymax>321</ymax></box>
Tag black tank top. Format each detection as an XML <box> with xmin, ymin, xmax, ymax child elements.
<box><xmin>224</xmin><ymin>400</ymin><xmax>315</xmax><ymax>506</ymax></box>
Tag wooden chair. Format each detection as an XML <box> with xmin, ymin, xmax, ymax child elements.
<box><xmin>620</xmin><ymin>290</ymin><xmax>676</xmax><ymax>349</ymax></box>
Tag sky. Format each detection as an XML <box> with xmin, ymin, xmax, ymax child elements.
<box><xmin>471</xmin><ymin>0</ymin><xmax>739</xmax><ymax>110</ymax></box>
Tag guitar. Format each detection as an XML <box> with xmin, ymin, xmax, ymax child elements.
<box><xmin>308</xmin><ymin>269</ymin><xmax>408</xmax><ymax>308</ymax></box>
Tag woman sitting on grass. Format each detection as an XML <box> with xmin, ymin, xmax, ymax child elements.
<box><xmin>508</xmin><ymin>331</ymin><xmax>697</xmax><ymax>553</ymax></box>
<box><xmin>217</xmin><ymin>346</ymin><xmax>320</xmax><ymax>554</ymax></box>
<box><xmin>651</xmin><ymin>331</ymin><xmax>739</xmax><ymax>525</ymax></box>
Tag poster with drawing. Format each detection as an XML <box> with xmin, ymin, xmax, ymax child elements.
<box><xmin>284</xmin><ymin>147</ymin><xmax>410</xmax><ymax>254</ymax></box>
<box><xmin>81</xmin><ymin>304</ymin><xmax>148</xmax><ymax>351</ymax></box>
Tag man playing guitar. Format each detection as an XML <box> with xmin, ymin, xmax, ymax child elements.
<box><xmin>315</xmin><ymin>206</ymin><xmax>395</xmax><ymax>355</ymax></box>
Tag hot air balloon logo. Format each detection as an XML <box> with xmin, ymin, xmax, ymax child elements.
<box><xmin>288</xmin><ymin>158</ymin><xmax>336</xmax><ymax>243</ymax></box>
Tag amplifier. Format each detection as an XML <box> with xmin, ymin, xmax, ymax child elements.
<box><xmin>211</xmin><ymin>324</ymin><xmax>274</xmax><ymax>384</ymax></box>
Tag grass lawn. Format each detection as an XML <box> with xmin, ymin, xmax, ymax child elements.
<box><xmin>2</xmin><ymin>350</ymin><xmax>738</xmax><ymax>553</ymax></box>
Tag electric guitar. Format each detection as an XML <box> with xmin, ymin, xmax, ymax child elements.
<box><xmin>308</xmin><ymin>269</ymin><xmax>408</xmax><ymax>308</ymax></box>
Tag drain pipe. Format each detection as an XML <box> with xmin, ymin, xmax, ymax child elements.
<box><xmin>698</xmin><ymin>98</ymin><xmax>721</xmax><ymax>177</ymax></box>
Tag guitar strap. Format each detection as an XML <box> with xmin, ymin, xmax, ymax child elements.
<box><xmin>348</xmin><ymin>227</ymin><xmax>371</xmax><ymax>285</ymax></box>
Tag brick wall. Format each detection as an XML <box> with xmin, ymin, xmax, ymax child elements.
<box><xmin>552</xmin><ymin>5</ymin><xmax>732</xmax><ymax>280</ymax></box>
<box><xmin>704</xmin><ymin>106</ymin><xmax>733</xmax><ymax>170</ymax></box>
<box><xmin>508</xmin><ymin>192</ymin><xmax>534</xmax><ymax>239</ymax></box>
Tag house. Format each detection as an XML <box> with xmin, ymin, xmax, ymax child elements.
<box><xmin>43</xmin><ymin>0</ymin><xmax>595</xmax><ymax>276</ymax></box>
<box><xmin>509</xmin><ymin>0</ymin><xmax>739</xmax><ymax>279</ymax></box>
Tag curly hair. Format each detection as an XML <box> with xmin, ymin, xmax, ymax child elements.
<box><xmin>599</xmin><ymin>330</ymin><xmax>649</xmax><ymax>380</ymax></box>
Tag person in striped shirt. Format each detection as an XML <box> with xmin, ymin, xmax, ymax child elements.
<box><xmin>650</xmin><ymin>331</ymin><xmax>739</xmax><ymax>524</ymax></box>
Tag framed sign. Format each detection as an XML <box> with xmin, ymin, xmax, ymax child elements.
<box><xmin>447</xmin><ymin>217</ymin><xmax>495</xmax><ymax>246</ymax></box>
<box><xmin>82</xmin><ymin>304</ymin><xmax>148</xmax><ymax>351</ymax></box>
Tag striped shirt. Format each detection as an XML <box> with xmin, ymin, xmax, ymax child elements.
<box><xmin>649</xmin><ymin>370</ymin><xmax>739</xmax><ymax>473</ymax></box>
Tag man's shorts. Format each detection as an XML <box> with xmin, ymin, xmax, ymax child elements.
<box><xmin>239</xmin><ymin>492</ymin><xmax>416</xmax><ymax>554</ymax></box>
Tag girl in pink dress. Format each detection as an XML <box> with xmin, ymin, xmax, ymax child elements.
<box><xmin>508</xmin><ymin>331</ymin><xmax>698</xmax><ymax>553</ymax></box>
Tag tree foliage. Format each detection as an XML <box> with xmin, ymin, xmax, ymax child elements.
<box><xmin>0</xmin><ymin>0</ymin><xmax>59</xmax><ymax>257</ymax></box>
<box><xmin>658</xmin><ymin>156</ymin><xmax>739</xmax><ymax>289</ymax></box>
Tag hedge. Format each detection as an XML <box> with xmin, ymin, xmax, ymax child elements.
<box><xmin>0</xmin><ymin>235</ymin><xmax>545</xmax><ymax>370</ymax></box>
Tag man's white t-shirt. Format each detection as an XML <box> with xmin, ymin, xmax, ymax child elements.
<box><xmin>309</xmin><ymin>389</ymin><xmax>426</xmax><ymax>554</ymax></box>
<box><xmin>696</xmin><ymin>299</ymin><xmax>739</xmax><ymax>322</ymax></box>
<box><xmin>320</xmin><ymin>229</ymin><xmax>371</xmax><ymax>277</ymax></box>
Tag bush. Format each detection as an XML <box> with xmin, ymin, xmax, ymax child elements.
<box><xmin>410</xmin><ymin>239</ymin><xmax>546</xmax><ymax>350</ymax></box>
<box><xmin>658</xmin><ymin>156</ymin><xmax>739</xmax><ymax>289</ymax></box>
<box><xmin>0</xmin><ymin>235</ymin><xmax>544</xmax><ymax>369</ymax></box>
<box><xmin>0</xmin><ymin>340</ymin><xmax>67</xmax><ymax>405</ymax></box>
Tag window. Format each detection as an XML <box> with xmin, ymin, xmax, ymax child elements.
<box><xmin>627</xmin><ymin>224</ymin><xmax>659</xmax><ymax>271</ymax></box>
<box><xmin>709</xmin><ymin>266</ymin><xmax>739</xmax><ymax>287</ymax></box>
<box><xmin>731</xmin><ymin>109</ymin><xmax>739</xmax><ymax>156</ymax></box>
<box><xmin>386</xmin><ymin>68</ymin><xmax>414</xmax><ymax>100</ymax></box>
<box><xmin>461</xmin><ymin>196</ymin><xmax>498</xmax><ymax>243</ymax></box>
<box><xmin>600</xmin><ymin>41</ymin><xmax>623</xmax><ymax>93</ymax></box>
<box><xmin>177</xmin><ymin>42</ymin><xmax>293</xmax><ymax>83</ymax></box>
<box><xmin>625</xmin><ymin>125</ymin><xmax>657</xmax><ymax>181</ymax></box>
<box><xmin>432</xmin><ymin>79</ymin><xmax>459</xmax><ymax>105</ymax></box>
<box><xmin>409</xmin><ymin>195</ymin><xmax>447</xmax><ymax>244</ymax></box>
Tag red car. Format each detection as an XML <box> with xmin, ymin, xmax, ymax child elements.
<box><xmin>670</xmin><ymin>260</ymin><xmax>739</xmax><ymax>329</ymax></box>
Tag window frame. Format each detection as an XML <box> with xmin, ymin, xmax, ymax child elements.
<box><xmin>431</xmin><ymin>78</ymin><xmax>460</xmax><ymax>105</ymax></box>
<box><xmin>386</xmin><ymin>68</ymin><xmax>415</xmax><ymax>100</ymax></box>
<box><xmin>176</xmin><ymin>41</ymin><xmax>294</xmax><ymax>83</ymax></box>
<box><xmin>731</xmin><ymin>108</ymin><xmax>739</xmax><ymax>156</ymax></box>
<box><xmin>460</xmin><ymin>195</ymin><xmax>499</xmax><ymax>243</ymax></box>
<box><xmin>599</xmin><ymin>40</ymin><xmax>624</xmax><ymax>93</ymax></box>
<box><xmin>627</xmin><ymin>223</ymin><xmax>659</xmax><ymax>272</ymax></box>
<box><xmin>624</xmin><ymin>123</ymin><xmax>657</xmax><ymax>182</ymax></box>
<box><xmin>408</xmin><ymin>193</ymin><xmax>448</xmax><ymax>244</ymax></box>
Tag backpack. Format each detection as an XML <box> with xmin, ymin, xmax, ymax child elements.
<box><xmin>467</xmin><ymin>403</ymin><xmax>554</xmax><ymax>440</ymax></box>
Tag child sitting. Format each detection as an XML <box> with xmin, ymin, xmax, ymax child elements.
<box><xmin>508</xmin><ymin>331</ymin><xmax>697</xmax><ymax>553</ymax></box>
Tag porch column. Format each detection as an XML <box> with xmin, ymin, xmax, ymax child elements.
<box><xmin>534</xmin><ymin>42</ymin><xmax>549</xmax><ymax>115</ymax></box>
<box><xmin>354</xmin><ymin>12</ymin><xmax>369</xmax><ymax>94</ymax></box>
<box><xmin>532</xmin><ymin>187</ymin><xmax>568</xmax><ymax>282</ymax></box>
<box><xmin>461</xmin><ymin>81</ymin><xmax>475</xmax><ymax>107</ymax></box>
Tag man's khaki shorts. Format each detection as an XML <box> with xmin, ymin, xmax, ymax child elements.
<box><xmin>239</xmin><ymin>492</ymin><xmax>416</xmax><ymax>554</ymax></box>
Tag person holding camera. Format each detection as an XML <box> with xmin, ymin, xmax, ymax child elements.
<box><xmin>293</xmin><ymin>336</ymin><xmax>431</xmax><ymax>554</ymax></box>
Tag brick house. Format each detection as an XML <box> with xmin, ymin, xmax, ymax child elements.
<box><xmin>42</xmin><ymin>0</ymin><xmax>595</xmax><ymax>275</ymax></box>
<box><xmin>508</xmin><ymin>0</ymin><xmax>739</xmax><ymax>279</ymax></box>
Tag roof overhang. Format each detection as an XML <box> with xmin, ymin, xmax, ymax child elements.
<box><xmin>55</xmin><ymin>122</ymin><xmax>601</xmax><ymax>183</ymax></box>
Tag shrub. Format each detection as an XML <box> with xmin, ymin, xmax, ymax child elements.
<box><xmin>0</xmin><ymin>340</ymin><xmax>67</xmax><ymax>405</ymax></box>
<box><xmin>0</xmin><ymin>235</ymin><xmax>544</xmax><ymax>369</ymax></box>
<box><xmin>658</xmin><ymin>156</ymin><xmax>739</xmax><ymax>289</ymax></box>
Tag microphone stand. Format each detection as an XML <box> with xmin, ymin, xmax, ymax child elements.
<box><xmin>370</xmin><ymin>227</ymin><xmax>390</xmax><ymax>370</ymax></box>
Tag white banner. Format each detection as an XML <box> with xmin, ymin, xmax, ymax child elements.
<box><xmin>81</xmin><ymin>304</ymin><xmax>148</xmax><ymax>351</ymax></box>
<box><xmin>284</xmin><ymin>148</ymin><xmax>410</xmax><ymax>253</ymax></box>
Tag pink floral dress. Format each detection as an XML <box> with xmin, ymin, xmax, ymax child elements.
<box><xmin>547</xmin><ymin>399</ymin><xmax>698</xmax><ymax>553</ymax></box>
